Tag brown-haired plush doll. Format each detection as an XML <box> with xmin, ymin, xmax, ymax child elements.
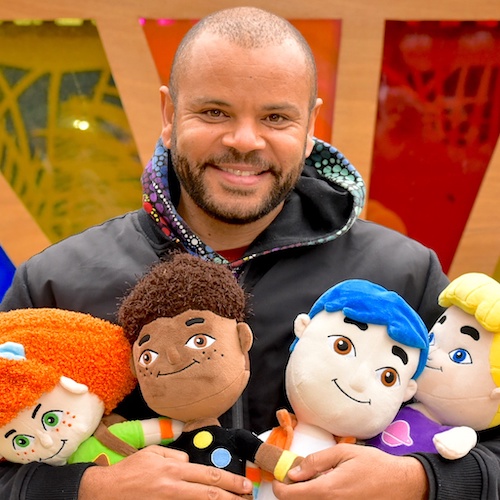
<box><xmin>118</xmin><ymin>252</ymin><xmax>302</xmax><ymax>487</ymax></box>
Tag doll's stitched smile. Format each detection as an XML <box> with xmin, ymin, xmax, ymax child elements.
<box><xmin>38</xmin><ymin>439</ymin><xmax>67</xmax><ymax>462</ymax></box>
<box><xmin>156</xmin><ymin>360</ymin><xmax>199</xmax><ymax>377</ymax></box>
<box><xmin>332</xmin><ymin>378</ymin><xmax>371</xmax><ymax>404</ymax></box>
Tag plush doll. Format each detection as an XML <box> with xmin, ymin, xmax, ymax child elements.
<box><xmin>367</xmin><ymin>272</ymin><xmax>500</xmax><ymax>459</ymax></box>
<box><xmin>0</xmin><ymin>308</ymin><xmax>176</xmax><ymax>466</ymax></box>
<box><xmin>117</xmin><ymin>252</ymin><xmax>302</xmax><ymax>488</ymax></box>
<box><xmin>255</xmin><ymin>279</ymin><xmax>429</xmax><ymax>499</ymax></box>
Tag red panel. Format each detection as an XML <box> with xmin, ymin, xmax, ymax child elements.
<box><xmin>368</xmin><ymin>21</ymin><xmax>500</xmax><ymax>272</ymax></box>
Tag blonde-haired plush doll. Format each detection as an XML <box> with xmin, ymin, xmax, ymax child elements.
<box><xmin>368</xmin><ymin>272</ymin><xmax>500</xmax><ymax>459</ymax></box>
<box><xmin>0</xmin><ymin>308</ymin><xmax>160</xmax><ymax>466</ymax></box>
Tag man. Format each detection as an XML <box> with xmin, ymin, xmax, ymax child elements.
<box><xmin>0</xmin><ymin>6</ymin><xmax>486</xmax><ymax>500</ymax></box>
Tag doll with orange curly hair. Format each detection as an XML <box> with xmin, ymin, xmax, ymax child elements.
<box><xmin>0</xmin><ymin>308</ymin><xmax>176</xmax><ymax>466</ymax></box>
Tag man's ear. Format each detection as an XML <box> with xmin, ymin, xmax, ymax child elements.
<box><xmin>59</xmin><ymin>376</ymin><xmax>89</xmax><ymax>395</ymax></box>
<box><xmin>294</xmin><ymin>313</ymin><xmax>311</xmax><ymax>338</ymax></box>
<box><xmin>305</xmin><ymin>98</ymin><xmax>323</xmax><ymax>157</ymax></box>
<box><xmin>160</xmin><ymin>85</ymin><xmax>175</xmax><ymax>148</ymax></box>
<box><xmin>403</xmin><ymin>379</ymin><xmax>418</xmax><ymax>402</ymax></box>
<box><xmin>237</xmin><ymin>322</ymin><xmax>253</xmax><ymax>353</ymax></box>
<box><xmin>490</xmin><ymin>387</ymin><xmax>500</xmax><ymax>400</ymax></box>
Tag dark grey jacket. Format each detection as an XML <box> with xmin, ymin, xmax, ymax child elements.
<box><xmin>1</xmin><ymin>139</ymin><xmax>495</xmax><ymax>499</ymax></box>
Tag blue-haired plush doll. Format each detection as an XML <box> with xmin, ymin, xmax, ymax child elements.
<box><xmin>255</xmin><ymin>279</ymin><xmax>429</xmax><ymax>499</ymax></box>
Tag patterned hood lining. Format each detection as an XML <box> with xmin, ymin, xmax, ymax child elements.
<box><xmin>141</xmin><ymin>137</ymin><xmax>365</xmax><ymax>268</ymax></box>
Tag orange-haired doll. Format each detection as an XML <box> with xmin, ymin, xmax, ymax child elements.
<box><xmin>0</xmin><ymin>308</ymin><xmax>177</xmax><ymax>466</ymax></box>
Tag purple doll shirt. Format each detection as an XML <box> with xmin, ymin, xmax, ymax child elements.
<box><xmin>365</xmin><ymin>406</ymin><xmax>452</xmax><ymax>455</ymax></box>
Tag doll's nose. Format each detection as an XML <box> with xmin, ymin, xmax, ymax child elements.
<box><xmin>348</xmin><ymin>366</ymin><xmax>368</xmax><ymax>392</ymax></box>
<box><xmin>165</xmin><ymin>345</ymin><xmax>182</xmax><ymax>364</ymax></box>
<box><xmin>36</xmin><ymin>431</ymin><xmax>54</xmax><ymax>449</ymax></box>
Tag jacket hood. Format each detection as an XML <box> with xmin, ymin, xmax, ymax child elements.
<box><xmin>141</xmin><ymin>137</ymin><xmax>365</xmax><ymax>267</ymax></box>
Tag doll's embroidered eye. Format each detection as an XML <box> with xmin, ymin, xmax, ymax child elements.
<box><xmin>328</xmin><ymin>335</ymin><xmax>355</xmax><ymax>357</ymax></box>
<box><xmin>449</xmin><ymin>348</ymin><xmax>472</xmax><ymax>364</ymax></box>
<box><xmin>139</xmin><ymin>349</ymin><xmax>158</xmax><ymax>366</ymax></box>
<box><xmin>42</xmin><ymin>411</ymin><xmax>63</xmax><ymax>430</ymax></box>
<box><xmin>186</xmin><ymin>334</ymin><xmax>216</xmax><ymax>350</ymax></box>
<box><xmin>376</xmin><ymin>367</ymin><xmax>400</xmax><ymax>387</ymax></box>
<box><xmin>428</xmin><ymin>332</ymin><xmax>435</xmax><ymax>346</ymax></box>
<box><xmin>13</xmin><ymin>434</ymin><xmax>34</xmax><ymax>450</ymax></box>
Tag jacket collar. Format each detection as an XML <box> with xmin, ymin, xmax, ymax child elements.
<box><xmin>141</xmin><ymin>138</ymin><xmax>365</xmax><ymax>267</ymax></box>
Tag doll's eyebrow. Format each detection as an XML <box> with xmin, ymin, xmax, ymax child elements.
<box><xmin>138</xmin><ymin>334</ymin><xmax>151</xmax><ymax>346</ymax></box>
<box><xmin>343</xmin><ymin>317</ymin><xmax>368</xmax><ymax>331</ymax></box>
<box><xmin>392</xmin><ymin>345</ymin><xmax>408</xmax><ymax>365</ymax></box>
<box><xmin>460</xmin><ymin>326</ymin><xmax>480</xmax><ymax>341</ymax></box>
<box><xmin>186</xmin><ymin>318</ymin><xmax>205</xmax><ymax>327</ymax></box>
<box><xmin>31</xmin><ymin>404</ymin><xmax>42</xmax><ymax>419</ymax></box>
<box><xmin>4</xmin><ymin>429</ymin><xmax>15</xmax><ymax>438</ymax></box>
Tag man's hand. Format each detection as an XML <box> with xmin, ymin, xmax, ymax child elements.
<box><xmin>79</xmin><ymin>445</ymin><xmax>253</xmax><ymax>499</ymax></box>
<box><xmin>272</xmin><ymin>443</ymin><xmax>429</xmax><ymax>499</ymax></box>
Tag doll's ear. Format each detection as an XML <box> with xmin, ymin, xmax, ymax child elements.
<box><xmin>490</xmin><ymin>387</ymin><xmax>500</xmax><ymax>400</ymax></box>
<box><xmin>59</xmin><ymin>376</ymin><xmax>89</xmax><ymax>395</ymax></box>
<box><xmin>403</xmin><ymin>379</ymin><xmax>418</xmax><ymax>402</ymax></box>
<box><xmin>294</xmin><ymin>313</ymin><xmax>311</xmax><ymax>339</ymax></box>
<box><xmin>237</xmin><ymin>322</ymin><xmax>253</xmax><ymax>353</ymax></box>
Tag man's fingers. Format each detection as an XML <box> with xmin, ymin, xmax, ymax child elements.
<box><xmin>181</xmin><ymin>462</ymin><xmax>252</xmax><ymax>494</ymax></box>
<box><xmin>286</xmin><ymin>445</ymin><xmax>345</xmax><ymax>481</ymax></box>
<box><xmin>145</xmin><ymin>447</ymin><xmax>252</xmax><ymax>496</ymax></box>
<box><xmin>143</xmin><ymin>444</ymin><xmax>189</xmax><ymax>462</ymax></box>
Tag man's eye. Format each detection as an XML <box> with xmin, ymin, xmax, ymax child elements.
<box><xmin>267</xmin><ymin>113</ymin><xmax>284</xmax><ymax>122</ymax></box>
<box><xmin>376</xmin><ymin>367</ymin><xmax>400</xmax><ymax>387</ymax></box>
<box><xmin>185</xmin><ymin>334</ymin><xmax>216</xmax><ymax>350</ymax></box>
<box><xmin>328</xmin><ymin>335</ymin><xmax>355</xmax><ymax>357</ymax></box>
<box><xmin>205</xmin><ymin>109</ymin><xmax>226</xmax><ymax>118</ymax></box>
<box><xmin>13</xmin><ymin>434</ymin><xmax>34</xmax><ymax>450</ymax></box>
<box><xmin>139</xmin><ymin>349</ymin><xmax>159</xmax><ymax>367</ymax></box>
<box><xmin>42</xmin><ymin>411</ymin><xmax>63</xmax><ymax>430</ymax></box>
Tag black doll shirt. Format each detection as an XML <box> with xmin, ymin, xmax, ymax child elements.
<box><xmin>167</xmin><ymin>425</ymin><xmax>263</xmax><ymax>475</ymax></box>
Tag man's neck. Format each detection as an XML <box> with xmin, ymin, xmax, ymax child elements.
<box><xmin>177</xmin><ymin>197</ymin><xmax>283</xmax><ymax>251</ymax></box>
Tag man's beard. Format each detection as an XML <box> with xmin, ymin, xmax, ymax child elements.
<box><xmin>170</xmin><ymin>137</ymin><xmax>305</xmax><ymax>225</ymax></box>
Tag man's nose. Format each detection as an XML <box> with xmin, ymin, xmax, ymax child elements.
<box><xmin>221</xmin><ymin>119</ymin><xmax>266</xmax><ymax>153</ymax></box>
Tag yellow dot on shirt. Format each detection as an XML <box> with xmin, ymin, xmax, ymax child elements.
<box><xmin>193</xmin><ymin>430</ymin><xmax>214</xmax><ymax>449</ymax></box>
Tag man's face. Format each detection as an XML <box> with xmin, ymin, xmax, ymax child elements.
<box><xmin>133</xmin><ymin>310</ymin><xmax>252</xmax><ymax>421</ymax></box>
<box><xmin>161</xmin><ymin>33</ymin><xmax>321</xmax><ymax>225</ymax></box>
<box><xmin>287</xmin><ymin>310</ymin><xmax>419</xmax><ymax>439</ymax></box>
<box><xmin>416</xmin><ymin>305</ymin><xmax>499</xmax><ymax>430</ymax></box>
<box><xmin>0</xmin><ymin>380</ymin><xmax>104</xmax><ymax>465</ymax></box>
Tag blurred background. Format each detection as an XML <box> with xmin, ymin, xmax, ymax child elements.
<box><xmin>1</xmin><ymin>1</ymin><xmax>499</xmax><ymax>300</ymax></box>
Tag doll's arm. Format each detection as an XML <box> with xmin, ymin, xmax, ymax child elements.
<box><xmin>69</xmin><ymin>417</ymin><xmax>183</xmax><ymax>465</ymax></box>
<box><xmin>432</xmin><ymin>426</ymin><xmax>478</xmax><ymax>460</ymax></box>
<box><xmin>253</xmin><ymin>443</ymin><xmax>303</xmax><ymax>483</ymax></box>
<box><xmin>140</xmin><ymin>417</ymin><xmax>183</xmax><ymax>446</ymax></box>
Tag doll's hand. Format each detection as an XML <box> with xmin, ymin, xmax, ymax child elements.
<box><xmin>272</xmin><ymin>443</ymin><xmax>428</xmax><ymax>499</ymax></box>
<box><xmin>433</xmin><ymin>426</ymin><xmax>478</xmax><ymax>460</ymax></box>
<box><xmin>79</xmin><ymin>445</ymin><xmax>252</xmax><ymax>500</ymax></box>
